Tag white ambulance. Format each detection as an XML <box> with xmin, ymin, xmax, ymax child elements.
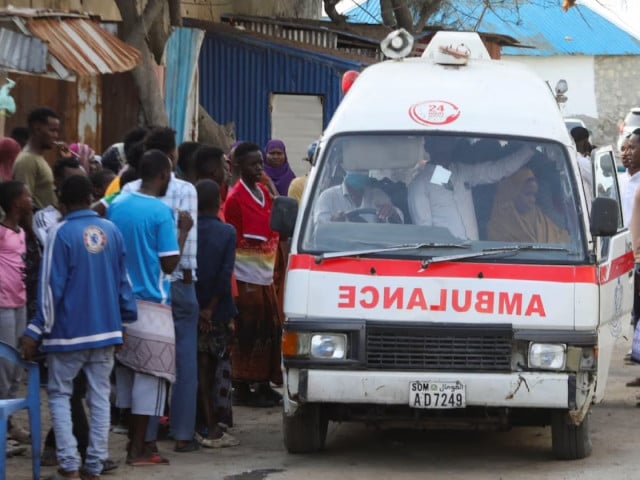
<box><xmin>271</xmin><ymin>30</ymin><xmax>633</xmax><ymax>460</ymax></box>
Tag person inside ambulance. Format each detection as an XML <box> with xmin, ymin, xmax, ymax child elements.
<box><xmin>486</xmin><ymin>167</ymin><xmax>570</xmax><ymax>243</ymax></box>
<box><xmin>407</xmin><ymin>136</ymin><xmax>536</xmax><ymax>240</ymax></box>
<box><xmin>314</xmin><ymin>171</ymin><xmax>404</xmax><ymax>224</ymax></box>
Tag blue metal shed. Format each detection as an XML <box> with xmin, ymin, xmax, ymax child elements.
<box><xmin>198</xmin><ymin>25</ymin><xmax>367</xmax><ymax>149</ymax></box>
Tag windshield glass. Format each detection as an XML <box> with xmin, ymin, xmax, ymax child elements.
<box><xmin>299</xmin><ymin>133</ymin><xmax>587</xmax><ymax>262</ymax></box>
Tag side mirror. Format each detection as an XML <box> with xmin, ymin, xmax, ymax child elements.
<box><xmin>270</xmin><ymin>196</ymin><xmax>299</xmax><ymax>238</ymax></box>
<box><xmin>590</xmin><ymin>197</ymin><xmax>619</xmax><ymax>237</ymax></box>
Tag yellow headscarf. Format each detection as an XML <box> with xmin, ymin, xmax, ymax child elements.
<box><xmin>487</xmin><ymin>168</ymin><xmax>569</xmax><ymax>243</ymax></box>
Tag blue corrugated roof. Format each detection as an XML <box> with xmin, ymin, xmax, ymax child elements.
<box><xmin>343</xmin><ymin>1</ymin><xmax>640</xmax><ymax>56</ymax></box>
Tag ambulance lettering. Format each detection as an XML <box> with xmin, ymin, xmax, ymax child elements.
<box><xmin>337</xmin><ymin>285</ymin><xmax>546</xmax><ymax>317</ymax></box>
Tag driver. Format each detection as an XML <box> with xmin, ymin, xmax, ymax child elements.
<box><xmin>314</xmin><ymin>171</ymin><xmax>403</xmax><ymax>224</ymax></box>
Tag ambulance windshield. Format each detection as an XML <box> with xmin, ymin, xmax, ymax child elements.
<box><xmin>300</xmin><ymin>133</ymin><xmax>588</xmax><ymax>262</ymax></box>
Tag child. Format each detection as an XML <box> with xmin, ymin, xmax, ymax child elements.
<box><xmin>223</xmin><ymin>143</ymin><xmax>282</xmax><ymax>407</ymax></box>
<box><xmin>0</xmin><ymin>180</ymin><xmax>32</xmax><ymax>452</ymax></box>
<box><xmin>194</xmin><ymin>179</ymin><xmax>239</xmax><ymax>448</ymax></box>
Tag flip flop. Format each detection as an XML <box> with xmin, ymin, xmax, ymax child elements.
<box><xmin>126</xmin><ymin>453</ymin><xmax>170</xmax><ymax>466</ymax></box>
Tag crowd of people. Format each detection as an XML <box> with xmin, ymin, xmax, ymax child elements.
<box><xmin>0</xmin><ymin>106</ymin><xmax>313</xmax><ymax>479</ymax></box>
<box><xmin>4</xmin><ymin>104</ymin><xmax>640</xmax><ymax>478</ymax></box>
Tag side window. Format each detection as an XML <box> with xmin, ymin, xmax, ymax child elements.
<box><xmin>593</xmin><ymin>149</ymin><xmax>623</xmax><ymax>230</ymax></box>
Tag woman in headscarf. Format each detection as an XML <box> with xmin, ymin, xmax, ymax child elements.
<box><xmin>263</xmin><ymin>139</ymin><xmax>296</xmax><ymax>196</ymax></box>
<box><xmin>487</xmin><ymin>167</ymin><xmax>569</xmax><ymax>243</ymax></box>
<box><xmin>0</xmin><ymin>137</ymin><xmax>21</xmax><ymax>181</ymax></box>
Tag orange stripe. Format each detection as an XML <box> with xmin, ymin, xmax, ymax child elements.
<box><xmin>288</xmin><ymin>254</ymin><xmax>600</xmax><ymax>283</ymax></box>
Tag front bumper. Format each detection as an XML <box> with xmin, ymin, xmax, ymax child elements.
<box><xmin>288</xmin><ymin>369</ymin><xmax>574</xmax><ymax>409</ymax></box>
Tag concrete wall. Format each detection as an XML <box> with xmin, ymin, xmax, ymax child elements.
<box><xmin>594</xmin><ymin>55</ymin><xmax>640</xmax><ymax>147</ymax></box>
<box><xmin>505</xmin><ymin>54</ymin><xmax>640</xmax><ymax>148</ymax></box>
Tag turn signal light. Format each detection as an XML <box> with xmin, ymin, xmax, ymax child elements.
<box><xmin>282</xmin><ymin>331</ymin><xmax>299</xmax><ymax>358</ymax></box>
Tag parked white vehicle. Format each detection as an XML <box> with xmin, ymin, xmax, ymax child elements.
<box><xmin>271</xmin><ymin>30</ymin><xmax>633</xmax><ymax>461</ymax></box>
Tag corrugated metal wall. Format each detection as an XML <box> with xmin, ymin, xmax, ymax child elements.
<box><xmin>198</xmin><ymin>32</ymin><xmax>363</xmax><ymax>149</ymax></box>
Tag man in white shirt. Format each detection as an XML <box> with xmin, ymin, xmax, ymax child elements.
<box><xmin>622</xmin><ymin>129</ymin><xmax>640</xmax><ymax>370</ymax></box>
<box><xmin>570</xmin><ymin>126</ymin><xmax>594</xmax><ymax>203</ymax></box>
<box><xmin>620</xmin><ymin>131</ymin><xmax>640</xmax><ymax>227</ymax></box>
<box><xmin>407</xmin><ymin>143</ymin><xmax>535</xmax><ymax>240</ymax></box>
<box><xmin>314</xmin><ymin>172</ymin><xmax>403</xmax><ymax>224</ymax></box>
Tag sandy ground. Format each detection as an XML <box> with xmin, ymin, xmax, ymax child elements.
<box><xmin>9</xmin><ymin>338</ymin><xmax>640</xmax><ymax>480</ymax></box>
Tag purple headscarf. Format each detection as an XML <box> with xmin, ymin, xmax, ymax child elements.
<box><xmin>264</xmin><ymin>139</ymin><xmax>296</xmax><ymax>196</ymax></box>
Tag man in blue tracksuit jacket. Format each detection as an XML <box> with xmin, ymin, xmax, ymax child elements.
<box><xmin>20</xmin><ymin>175</ymin><xmax>137</xmax><ymax>480</ymax></box>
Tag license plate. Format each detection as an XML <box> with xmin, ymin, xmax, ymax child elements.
<box><xmin>409</xmin><ymin>381</ymin><xmax>466</xmax><ymax>409</ymax></box>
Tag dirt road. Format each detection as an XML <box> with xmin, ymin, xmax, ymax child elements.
<box><xmin>10</xmin><ymin>339</ymin><xmax>640</xmax><ymax>480</ymax></box>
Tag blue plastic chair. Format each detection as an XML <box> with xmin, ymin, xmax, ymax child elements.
<box><xmin>0</xmin><ymin>340</ymin><xmax>40</xmax><ymax>480</ymax></box>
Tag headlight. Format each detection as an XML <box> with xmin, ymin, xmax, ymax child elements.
<box><xmin>528</xmin><ymin>343</ymin><xmax>566</xmax><ymax>370</ymax></box>
<box><xmin>282</xmin><ymin>331</ymin><xmax>347</xmax><ymax>360</ymax></box>
<box><xmin>310</xmin><ymin>334</ymin><xmax>347</xmax><ymax>359</ymax></box>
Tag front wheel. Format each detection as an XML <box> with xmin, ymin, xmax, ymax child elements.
<box><xmin>551</xmin><ymin>410</ymin><xmax>592</xmax><ymax>460</ymax></box>
<box><xmin>283</xmin><ymin>404</ymin><xmax>328</xmax><ymax>454</ymax></box>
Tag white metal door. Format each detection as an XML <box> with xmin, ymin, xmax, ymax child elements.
<box><xmin>592</xmin><ymin>146</ymin><xmax>634</xmax><ymax>401</ymax></box>
<box><xmin>270</xmin><ymin>94</ymin><xmax>323</xmax><ymax>177</ymax></box>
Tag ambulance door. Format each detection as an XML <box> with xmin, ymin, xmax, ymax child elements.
<box><xmin>593</xmin><ymin>146</ymin><xmax>634</xmax><ymax>401</ymax></box>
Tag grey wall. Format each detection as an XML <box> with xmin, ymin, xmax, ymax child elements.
<box><xmin>592</xmin><ymin>55</ymin><xmax>640</xmax><ymax>148</ymax></box>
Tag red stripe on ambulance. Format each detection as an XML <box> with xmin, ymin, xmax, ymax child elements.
<box><xmin>288</xmin><ymin>254</ymin><xmax>598</xmax><ymax>283</ymax></box>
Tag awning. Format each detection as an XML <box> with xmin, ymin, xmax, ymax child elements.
<box><xmin>26</xmin><ymin>18</ymin><xmax>140</xmax><ymax>77</ymax></box>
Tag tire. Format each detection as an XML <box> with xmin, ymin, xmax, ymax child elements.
<box><xmin>551</xmin><ymin>410</ymin><xmax>592</xmax><ymax>460</ymax></box>
<box><xmin>283</xmin><ymin>404</ymin><xmax>328</xmax><ymax>454</ymax></box>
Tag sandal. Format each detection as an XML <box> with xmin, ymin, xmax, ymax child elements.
<box><xmin>174</xmin><ymin>439</ymin><xmax>200</xmax><ymax>452</ymax></box>
<box><xmin>125</xmin><ymin>453</ymin><xmax>170</xmax><ymax>466</ymax></box>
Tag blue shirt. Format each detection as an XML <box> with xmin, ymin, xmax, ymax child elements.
<box><xmin>195</xmin><ymin>215</ymin><xmax>237</xmax><ymax>323</ymax></box>
<box><xmin>24</xmin><ymin>210</ymin><xmax>137</xmax><ymax>352</ymax></box>
<box><xmin>108</xmin><ymin>192</ymin><xmax>179</xmax><ymax>304</ymax></box>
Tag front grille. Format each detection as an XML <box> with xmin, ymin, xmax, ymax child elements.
<box><xmin>366</xmin><ymin>325</ymin><xmax>513</xmax><ymax>372</ymax></box>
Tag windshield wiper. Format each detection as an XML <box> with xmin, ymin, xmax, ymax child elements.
<box><xmin>314</xmin><ymin>242</ymin><xmax>471</xmax><ymax>264</ymax></box>
<box><xmin>420</xmin><ymin>244</ymin><xmax>575</xmax><ymax>268</ymax></box>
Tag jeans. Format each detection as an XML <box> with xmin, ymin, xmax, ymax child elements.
<box><xmin>48</xmin><ymin>347</ymin><xmax>114</xmax><ymax>474</ymax></box>
<box><xmin>44</xmin><ymin>373</ymin><xmax>89</xmax><ymax>460</ymax></box>
<box><xmin>0</xmin><ymin>306</ymin><xmax>26</xmax><ymax>399</ymax></box>
<box><xmin>168</xmin><ymin>281</ymin><xmax>199</xmax><ymax>441</ymax></box>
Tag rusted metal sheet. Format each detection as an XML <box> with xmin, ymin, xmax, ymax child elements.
<box><xmin>4</xmin><ymin>72</ymin><xmax>78</xmax><ymax>164</ymax></box>
<box><xmin>100</xmin><ymin>72</ymin><xmax>140</xmax><ymax>153</ymax></box>
<box><xmin>76</xmin><ymin>75</ymin><xmax>101</xmax><ymax>151</ymax></box>
<box><xmin>27</xmin><ymin>18</ymin><xmax>141</xmax><ymax>76</ymax></box>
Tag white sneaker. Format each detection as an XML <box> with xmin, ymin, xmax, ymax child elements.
<box><xmin>198</xmin><ymin>432</ymin><xmax>240</xmax><ymax>448</ymax></box>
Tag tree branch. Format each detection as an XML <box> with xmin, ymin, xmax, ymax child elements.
<box><xmin>415</xmin><ymin>0</ymin><xmax>442</xmax><ymax>33</ymax></box>
<box><xmin>380</xmin><ymin>0</ymin><xmax>396</xmax><ymax>27</ymax></box>
<box><xmin>390</xmin><ymin>0</ymin><xmax>415</xmax><ymax>32</ymax></box>
<box><xmin>168</xmin><ymin>0</ymin><xmax>182</xmax><ymax>27</ymax></box>
<box><xmin>323</xmin><ymin>0</ymin><xmax>347</xmax><ymax>27</ymax></box>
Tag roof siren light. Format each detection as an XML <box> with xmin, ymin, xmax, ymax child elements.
<box><xmin>380</xmin><ymin>28</ymin><xmax>414</xmax><ymax>60</ymax></box>
<box><xmin>341</xmin><ymin>70</ymin><xmax>360</xmax><ymax>95</ymax></box>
